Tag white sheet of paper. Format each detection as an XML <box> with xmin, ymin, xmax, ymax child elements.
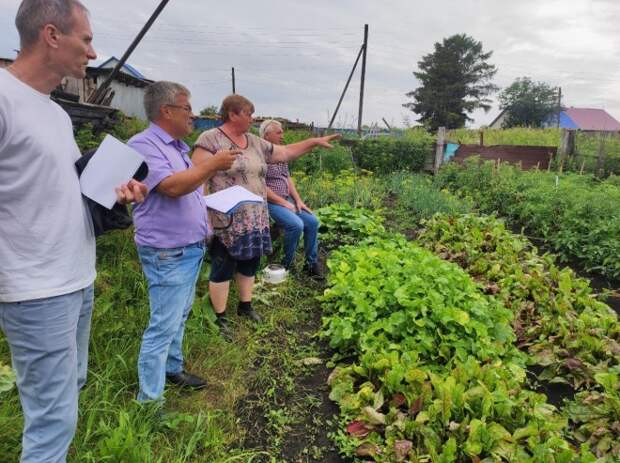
<box><xmin>203</xmin><ymin>185</ymin><xmax>264</xmax><ymax>214</ymax></box>
<box><xmin>79</xmin><ymin>134</ymin><xmax>145</xmax><ymax>209</ymax></box>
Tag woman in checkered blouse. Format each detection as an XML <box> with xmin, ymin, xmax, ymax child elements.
<box><xmin>260</xmin><ymin>119</ymin><xmax>323</xmax><ymax>279</ymax></box>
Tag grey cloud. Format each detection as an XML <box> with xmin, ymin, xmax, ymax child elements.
<box><xmin>1</xmin><ymin>0</ymin><xmax>619</xmax><ymax>127</ymax></box>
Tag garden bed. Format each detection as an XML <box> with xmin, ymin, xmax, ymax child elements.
<box><xmin>235</xmin><ymin>282</ymin><xmax>344</xmax><ymax>462</ymax></box>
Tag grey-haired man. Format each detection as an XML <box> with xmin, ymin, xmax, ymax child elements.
<box><xmin>0</xmin><ymin>1</ymin><xmax>146</xmax><ymax>461</ymax></box>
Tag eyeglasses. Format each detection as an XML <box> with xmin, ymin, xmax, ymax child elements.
<box><xmin>166</xmin><ymin>104</ymin><xmax>193</xmax><ymax>113</ymax></box>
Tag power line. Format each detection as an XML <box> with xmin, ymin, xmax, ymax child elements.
<box><xmin>94</xmin><ymin>33</ymin><xmax>360</xmax><ymax>46</ymax></box>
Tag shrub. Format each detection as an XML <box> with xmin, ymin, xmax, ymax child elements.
<box><xmin>74</xmin><ymin>115</ymin><xmax>148</xmax><ymax>153</ymax></box>
<box><xmin>351</xmin><ymin>132</ymin><xmax>434</xmax><ymax>174</ymax></box>
<box><xmin>284</xmin><ymin>130</ymin><xmax>354</xmax><ymax>174</ymax></box>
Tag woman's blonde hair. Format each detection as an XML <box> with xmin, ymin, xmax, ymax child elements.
<box><xmin>220</xmin><ymin>94</ymin><xmax>255</xmax><ymax>122</ymax></box>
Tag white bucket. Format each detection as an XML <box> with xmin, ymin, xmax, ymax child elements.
<box><xmin>263</xmin><ymin>264</ymin><xmax>287</xmax><ymax>284</ymax></box>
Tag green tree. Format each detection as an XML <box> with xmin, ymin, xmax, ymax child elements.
<box><xmin>404</xmin><ymin>34</ymin><xmax>498</xmax><ymax>131</ymax></box>
<box><xmin>498</xmin><ymin>77</ymin><xmax>559</xmax><ymax>128</ymax></box>
<box><xmin>199</xmin><ymin>105</ymin><xmax>219</xmax><ymax>117</ymax></box>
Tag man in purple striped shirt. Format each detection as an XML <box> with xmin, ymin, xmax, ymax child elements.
<box><xmin>129</xmin><ymin>81</ymin><xmax>238</xmax><ymax>402</ymax></box>
<box><xmin>260</xmin><ymin>120</ymin><xmax>323</xmax><ymax>279</ymax></box>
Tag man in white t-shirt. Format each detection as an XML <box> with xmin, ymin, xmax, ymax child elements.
<box><xmin>0</xmin><ymin>1</ymin><xmax>146</xmax><ymax>461</ymax></box>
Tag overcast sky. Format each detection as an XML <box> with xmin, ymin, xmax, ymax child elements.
<box><xmin>1</xmin><ymin>0</ymin><xmax>619</xmax><ymax>128</ymax></box>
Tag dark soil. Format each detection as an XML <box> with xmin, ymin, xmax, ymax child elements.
<box><xmin>526</xmin><ymin>365</ymin><xmax>576</xmax><ymax>408</ymax></box>
<box><xmin>382</xmin><ymin>194</ymin><xmax>418</xmax><ymax>240</ymax></box>
<box><xmin>236</xmin><ymin>278</ymin><xmax>345</xmax><ymax>463</ymax></box>
<box><xmin>278</xmin><ymin>343</ymin><xmax>344</xmax><ymax>463</ymax></box>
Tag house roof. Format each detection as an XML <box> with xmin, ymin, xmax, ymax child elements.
<box><xmin>87</xmin><ymin>66</ymin><xmax>152</xmax><ymax>87</ymax></box>
<box><xmin>558</xmin><ymin>111</ymin><xmax>578</xmax><ymax>129</ymax></box>
<box><xmin>489</xmin><ymin>108</ymin><xmax>507</xmax><ymax>128</ymax></box>
<box><xmin>563</xmin><ymin>108</ymin><xmax>620</xmax><ymax>131</ymax></box>
<box><xmin>489</xmin><ymin>107</ymin><xmax>620</xmax><ymax>131</ymax></box>
<box><xmin>97</xmin><ymin>57</ymin><xmax>146</xmax><ymax>80</ymax></box>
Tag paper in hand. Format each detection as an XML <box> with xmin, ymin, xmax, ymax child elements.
<box><xmin>79</xmin><ymin>135</ymin><xmax>145</xmax><ymax>209</ymax></box>
<box><xmin>203</xmin><ymin>185</ymin><xmax>264</xmax><ymax>214</ymax></box>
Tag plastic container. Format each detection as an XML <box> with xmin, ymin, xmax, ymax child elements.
<box><xmin>263</xmin><ymin>264</ymin><xmax>287</xmax><ymax>284</ymax></box>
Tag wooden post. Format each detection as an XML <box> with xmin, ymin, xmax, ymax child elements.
<box><xmin>557</xmin><ymin>129</ymin><xmax>575</xmax><ymax>171</ymax></box>
<box><xmin>328</xmin><ymin>44</ymin><xmax>364</xmax><ymax>130</ymax></box>
<box><xmin>357</xmin><ymin>24</ymin><xmax>368</xmax><ymax>136</ymax></box>
<box><xmin>596</xmin><ymin>132</ymin><xmax>607</xmax><ymax>177</ymax></box>
<box><xmin>556</xmin><ymin>87</ymin><xmax>562</xmax><ymax>128</ymax></box>
<box><xmin>579</xmin><ymin>160</ymin><xmax>585</xmax><ymax>175</ymax></box>
<box><xmin>479</xmin><ymin>130</ymin><xmax>484</xmax><ymax>147</ymax></box>
<box><xmin>88</xmin><ymin>0</ymin><xmax>170</xmax><ymax>104</ymax></box>
<box><xmin>434</xmin><ymin>127</ymin><xmax>446</xmax><ymax>174</ymax></box>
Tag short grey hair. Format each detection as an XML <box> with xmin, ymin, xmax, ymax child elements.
<box><xmin>144</xmin><ymin>81</ymin><xmax>191</xmax><ymax>122</ymax></box>
<box><xmin>16</xmin><ymin>0</ymin><xmax>89</xmax><ymax>49</ymax></box>
<box><xmin>259</xmin><ymin>119</ymin><xmax>282</xmax><ymax>139</ymax></box>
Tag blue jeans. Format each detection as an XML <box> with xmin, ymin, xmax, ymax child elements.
<box><xmin>136</xmin><ymin>242</ymin><xmax>205</xmax><ymax>402</ymax></box>
<box><xmin>0</xmin><ymin>284</ymin><xmax>94</xmax><ymax>463</ymax></box>
<box><xmin>268</xmin><ymin>198</ymin><xmax>319</xmax><ymax>268</ymax></box>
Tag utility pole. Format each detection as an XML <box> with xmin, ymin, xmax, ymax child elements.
<box><xmin>357</xmin><ymin>24</ymin><xmax>368</xmax><ymax>136</ymax></box>
<box><xmin>556</xmin><ymin>86</ymin><xmax>562</xmax><ymax>128</ymax></box>
<box><xmin>232</xmin><ymin>67</ymin><xmax>236</xmax><ymax>94</ymax></box>
<box><xmin>88</xmin><ymin>0</ymin><xmax>170</xmax><ymax>104</ymax></box>
<box><xmin>327</xmin><ymin>45</ymin><xmax>364</xmax><ymax>130</ymax></box>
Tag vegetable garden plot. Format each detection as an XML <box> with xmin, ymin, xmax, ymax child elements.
<box><xmin>316</xmin><ymin>203</ymin><xmax>386</xmax><ymax>248</ymax></box>
<box><xmin>436</xmin><ymin>159</ymin><xmax>620</xmax><ymax>281</ymax></box>
<box><xmin>415</xmin><ymin>214</ymin><xmax>620</xmax><ymax>459</ymax></box>
<box><xmin>319</xmin><ymin>235</ymin><xmax>598</xmax><ymax>462</ymax></box>
<box><xmin>416</xmin><ymin>214</ymin><xmax>620</xmax><ymax>389</ymax></box>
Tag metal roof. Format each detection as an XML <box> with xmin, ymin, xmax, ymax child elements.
<box><xmin>97</xmin><ymin>57</ymin><xmax>146</xmax><ymax>80</ymax></box>
<box><xmin>564</xmin><ymin>107</ymin><xmax>620</xmax><ymax>131</ymax></box>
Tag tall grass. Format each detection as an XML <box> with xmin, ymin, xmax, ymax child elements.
<box><xmin>446</xmin><ymin>127</ymin><xmax>561</xmax><ymax>146</ymax></box>
<box><xmin>0</xmin><ymin>227</ymin><xmax>327</xmax><ymax>461</ymax></box>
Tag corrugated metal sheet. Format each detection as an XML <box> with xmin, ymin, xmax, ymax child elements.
<box><xmin>98</xmin><ymin>57</ymin><xmax>146</xmax><ymax>80</ymax></box>
<box><xmin>452</xmin><ymin>144</ymin><xmax>556</xmax><ymax>170</ymax></box>
<box><xmin>193</xmin><ymin>118</ymin><xmax>222</xmax><ymax>130</ymax></box>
